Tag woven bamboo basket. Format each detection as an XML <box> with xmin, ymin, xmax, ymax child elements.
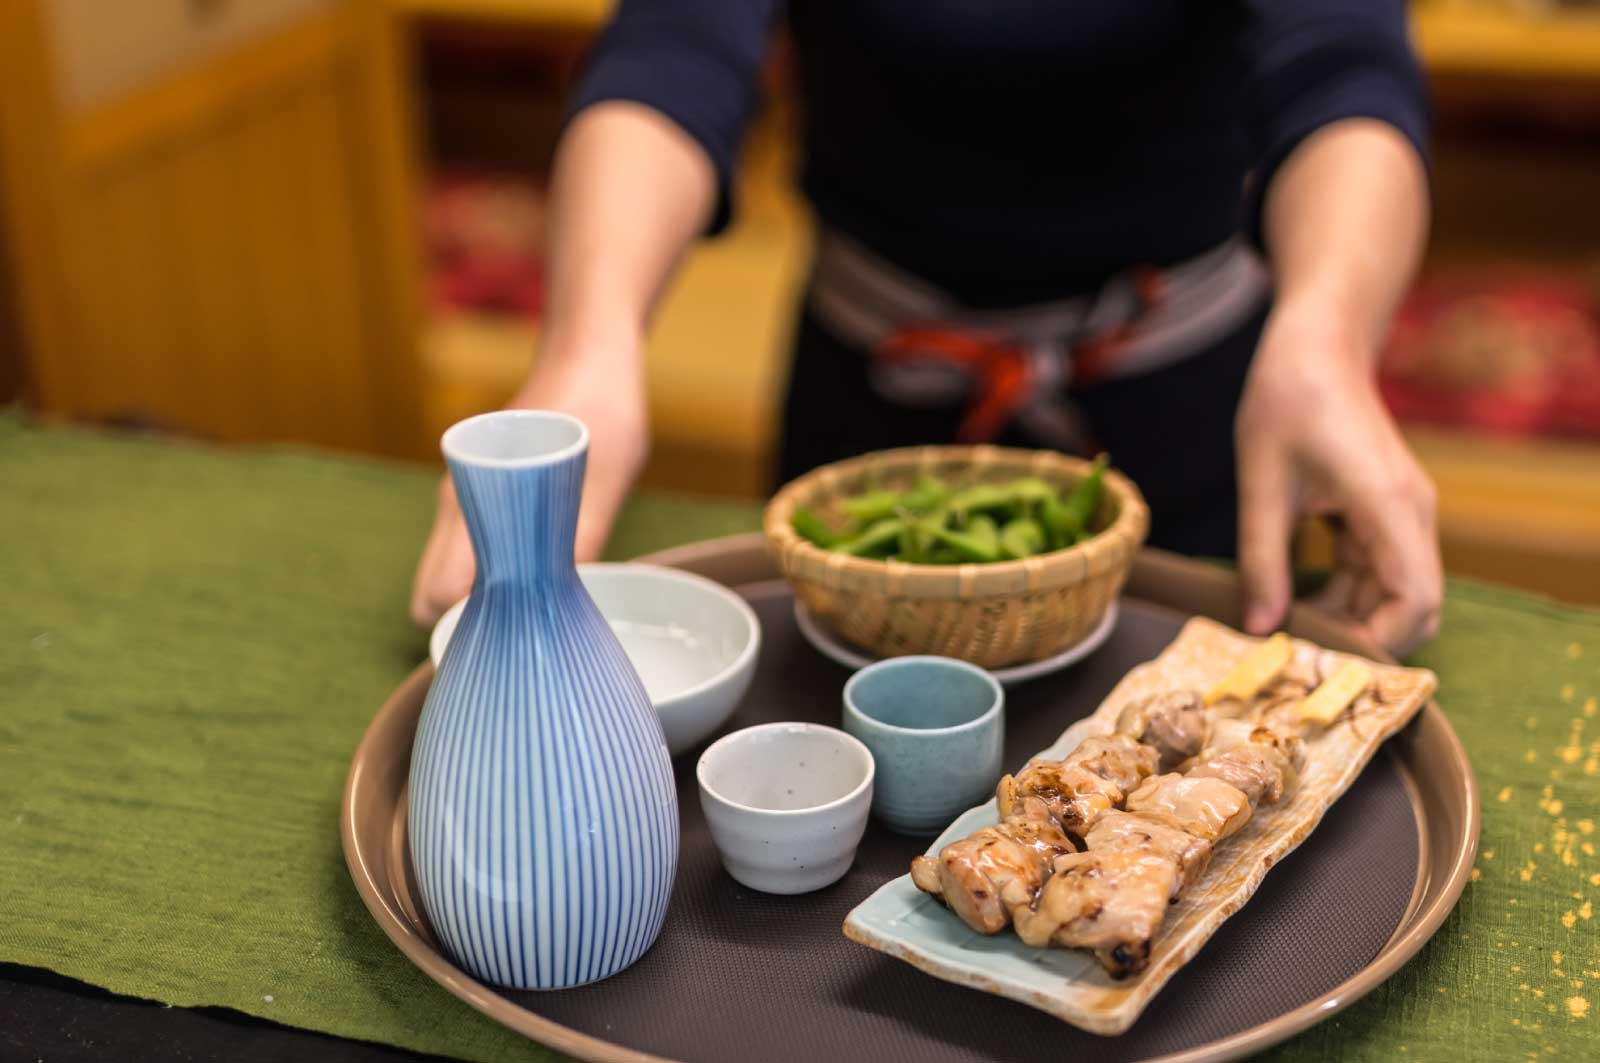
<box><xmin>763</xmin><ymin>446</ymin><xmax>1149</xmax><ymax>669</ymax></box>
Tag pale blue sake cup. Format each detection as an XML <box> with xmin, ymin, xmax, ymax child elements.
<box><xmin>842</xmin><ymin>656</ymin><xmax>1004</xmax><ymax>835</ymax></box>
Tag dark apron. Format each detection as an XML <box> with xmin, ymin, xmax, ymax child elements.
<box><xmin>777</xmin><ymin>228</ymin><xmax>1272</xmax><ymax>558</ymax></box>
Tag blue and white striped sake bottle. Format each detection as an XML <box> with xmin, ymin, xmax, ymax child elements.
<box><xmin>409</xmin><ymin>410</ymin><xmax>678</xmax><ymax>989</ymax></box>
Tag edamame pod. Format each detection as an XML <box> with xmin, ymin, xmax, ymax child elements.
<box><xmin>999</xmin><ymin>517</ymin><xmax>1046</xmax><ymax>559</ymax></box>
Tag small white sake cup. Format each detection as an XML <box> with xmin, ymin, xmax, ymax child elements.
<box><xmin>696</xmin><ymin>722</ymin><xmax>874</xmax><ymax>895</ymax></box>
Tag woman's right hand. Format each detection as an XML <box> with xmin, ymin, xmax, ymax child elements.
<box><xmin>408</xmin><ymin>336</ymin><xmax>650</xmax><ymax>627</ymax></box>
<box><xmin>410</xmin><ymin>102</ymin><xmax>715</xmax><ymax>627</ymax></box>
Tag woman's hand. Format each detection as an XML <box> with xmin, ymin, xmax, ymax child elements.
<box><xmin>1240</xmin><ymin>118</ymin><xmax>1437</xmax><ymax>656</ymax></box>
<box><xmin>408</xmin><ymin>337</ymin><xmax>649</xmax><ymax>627</ymax></box>
<box><xmin>1235</xmin><ymin>302</ymin><xmax>1441</xmax><ymax>656</ymax></box>
<box><xmin>408</xmin><ymin>102</ymin><xmax>716</xmax><ymax>628</ymax></box>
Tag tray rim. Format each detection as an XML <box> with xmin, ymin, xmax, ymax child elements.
<box><xmin>341</xmin><ymin>533</ymin><xmax>1478</xmax><ymax>1063</ymax></box>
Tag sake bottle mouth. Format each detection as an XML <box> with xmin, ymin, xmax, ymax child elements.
<box><xmin>442</xmin><ymin>410</ymin><xmax>589</xmax><ymax>469</ymax></box>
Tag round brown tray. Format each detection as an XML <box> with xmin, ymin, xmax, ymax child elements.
<box><xmin>341</xmin><ymin>535</ymin><xmax>1477</xmax><ymax>1063</ymax></box>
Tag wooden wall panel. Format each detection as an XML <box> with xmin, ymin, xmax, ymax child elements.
<box><xmin>0</xmin><ymin>1</ymin><xmax>76</xmax><ymax>409</ymax></box>
<box><xmin>2</xmin><ymin>3</ymin><xmax>425</xmax><ymax>454</ymax></box>
<box><xmin>0</xmin><ymin>217</ymin><xmax>25</xmax><ymax>402</ymax></box>
<box><xmin>236</xmin><ymin>87</ymin><xmax>343</xmax><ymax>441</ymax></box>
<box><xmin>48</xmin><ymin>67</ymin><xmax>383</xmax><ymax>446</ymax></box>
<box><xmin>44</xmin><ymin>0</ymin><xmax>332</xmax><ymax>111</ymax></box>
<box><xmin>291</xmin><ymin>77</ymin><xmax>385</xmax><ymax>448</ymax></box>
<box><xmin>167</xmin><ymin>124</ymin><xmax>266</xmax><ymax>438</ymax></box>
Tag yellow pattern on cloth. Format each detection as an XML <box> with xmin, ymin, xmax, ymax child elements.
<box><xmin>1</xmin><ymin>411</ymin><xmax>1596</xmax><ymax>1062</ymax></box>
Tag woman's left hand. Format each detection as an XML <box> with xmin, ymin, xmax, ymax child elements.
<box><xmin>1234</xmin><ymin>301</ymin><xmax>1442</xmax><ymax>657</ymax></box>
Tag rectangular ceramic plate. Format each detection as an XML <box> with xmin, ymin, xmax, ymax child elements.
<box><xmin>842</xmin><ymin>618</ymin><xmax>1438</xmax><ymax>1036</ymax></box>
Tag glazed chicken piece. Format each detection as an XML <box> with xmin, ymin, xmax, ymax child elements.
<box><xmin>1192</xmin><ymin>722</ymin><xmax>1304</xmax><ymax>802</ymax></box>
<box><xmin>1115</xmin><ymin>690</ymin><xmax>1212</xmax><ymax>769</ymax></box>
<box><xmin>913</xmin><ymin>735</ymin><xmax>1156</xmax><ymax>933</ymax></box>
<box><xmin>997</xmin><ymin>734</ymin><xmax>1158</xmax><ymax>833</ymax></box>
<box><xmin>1084</xmin><ymin>811</ymin><xmax>1213</xmax><ymax>900</ymax></box>
<box><xmin>1124</xmin><ymin>774</ymin><xmax>1253</xmax><ymax>842</ymax></box>
<box><xmin>912</xmin><ymin>733</ymin><xmax>1156</xmax><ymax>932</ymax></box>
<box><xmin>916</xmin><ymin>829</ymin><xmax>1024</xmax><ymax>934</ymax></box>
<box><xmin>911</xmin><ymin>794</ymin><xmax>1076</xmax><ymax>933</ymax></box>
<box><xmin>1252</xmin><ymin>721</ymin><xmax>1306</xmax><ymax>771</ymax></box>
<box><xmin>1069</xmin><ymin>734</ymin><xmax>1163</xmax><ymax>793</ymax></box>
<box><xmin>1205</xmin><ymin>719</ymin><xmax>1304</xmax><ymax>766</ymax></box>
<box><xmin>1200</xmin><ymin>716</ymin><xmax>1253</xmax><ymax>755</ymax></box>
<box><xmin>1011</xmin><ymin>849</ymin><xmax>1180</xmax><ymax>976</ymax></box>
<box><xmin>1188</xmin><ymin>744</ymin><xmax>1292</xmax><ymax>806</ymax></box>
<box><xmin>997</xmin><ymin>762</ymin><xmax>1117</xmax><ymax>835</ymax></box>
<box><xmin>917</xmin><ymin>696</ymin><xmax>1311</xmax><ymax>972</ymax></box>
<box><xmin>1001</xmin><ymin>793</ymin><xmax>1081</xmax><ymax>858</ymax></box>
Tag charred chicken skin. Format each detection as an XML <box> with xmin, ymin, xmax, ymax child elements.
<box><xmin>1011</xmin><ymin>725</ymin><xmax>1298</xmax><ymax>977</ymax></box>
<box><xmin>1123</xmin><ymin>773</ymin><xmax>1253</xmax><ymax>842</ymax></box>
<box><xmin>1084</xmin><ymin>811</ymin><xmax>1213</xmax><ymax>900</ymax></box>
<box><xmin>1012</xmin><ymin>849</ymin><xmax>1180</xmax><ymax>976</ymax></box>
<box><xmin>910</xmin><ymin>686</ymin><xmax>1303</xmax><ymax>980</ymax></box>
<box><xmin>913</xmin><ymin>735</ymin><xmax>1153</xmax><ymax>934</ymax></box>
<box><xmin>910</xmin><ymin>795</ymin><xmax>1075</xmax><ymax>934</ymax></box>
<box><xmin>1114</xmin><ymin>690</ymin><xmax>1213</xmax><ymax>770</ymax></box>
<box><xmin>996</xmin><ymin>734</ymin><xmax>1158</xmax><ymax>833</ymax></box>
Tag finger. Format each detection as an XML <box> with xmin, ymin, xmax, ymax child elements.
<box><xmin>1346</xmin><ymin>501</ymin><xmax>1443</xmax><ymax>656</ymax></box>
<box><xmin>410</xmin><ymin>480</ymin><xmax>477</xmax><ymax>627</ymax></box>
<box><xmin>1309</xmin><ymin>520</ymin><xmax>1365</xmax><ymax>618</ymax></box>
<box><xmin>408</xmin><ymin>482</ymin><xmax>455</xmax><ymax>613</ymax></box>
<box><xmin>574</xmin><ymin>508</ymin><xmax>609</xmax><ymax>565</ymax></box>
<box><xmin>1334</xmin><ymin>522</ymin><xmax>1367</xmax><ymax>570</ymax></box>
<box><xmin>1309</xmin><ymin>565</ymin><xmax>1360</xmax><ymax>619</ymax></box>
<box><xmin>1237</xmin><ymin>446</ymin><xmax>1297</xmax><ymax>636</ymax></box>
<box><xmin>1352</xmin><ymin>569</ymin><xmax>1386</xmax><ymax>619</ymax></box>
<box><xmin>432</xmin><ymin>519</ymin><xmax>476</xmax><ymax>609</ymax></box>
<box><xmin>1361</xmin><ymin>591</ymin><xmax>1441</xmax><ymax>658</ymax></box>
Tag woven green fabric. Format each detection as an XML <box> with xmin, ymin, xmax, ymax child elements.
<box><xmin>1</xmin><ymin>412</ymin><xmax>1595</xmax><ymax>1062</ymax></box>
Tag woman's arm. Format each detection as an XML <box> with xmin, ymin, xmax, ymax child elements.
<box><xmin>409</xmin><ymin>103</ymin><xmax>714</xmax><ymax>625</ymax></box>
<box><xmin>409</xmin><ymin>0</ymin><xmax>784</xmax><ymax>626</ymax></box>
<box><xmin>1236</xmin><ymin>117</ymin><xmax>1441</xmax><ymax>654</ymax></box>
<box><xmin>544</xmin><ymin>101</ymin><xmax>717</xmax><ymax>354</ymax></box>
<box><xmin>1260</xmin><ymin>118</ymin><xmax>1428</xmax><ymax>353</ymax></box>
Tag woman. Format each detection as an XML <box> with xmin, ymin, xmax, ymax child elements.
<box><xmin>411</xmin><ymin>0</ymin><xmax>1442</xmax><ymax>655</ymax></box>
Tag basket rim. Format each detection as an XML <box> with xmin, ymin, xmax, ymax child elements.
<box><xmin>762</xmin><ymin>445</ymin><xmax>1150</xmax><ymax>598</ymax></box>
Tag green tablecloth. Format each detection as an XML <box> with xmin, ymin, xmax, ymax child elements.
<box><xmin>1</xmin><ymin>412</ymin><xmax>1595</xmax><ymax>1062</ymax></box>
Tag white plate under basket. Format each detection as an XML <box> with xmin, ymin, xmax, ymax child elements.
<box><xmin>793</xmin><ymin>600</ymin><xmax>1118</xmax><ymax>685</ymax></box>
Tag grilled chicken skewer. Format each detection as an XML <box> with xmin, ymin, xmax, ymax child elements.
<box><xmin>1020</xmin><ymin>725</ymin><xmax>1304</xmax><ymax>976</ymax></box>
<box><xmin>1011</xmin><ymin>848</ymin><xmax>1180</xmax><ymax>970</ymax></box>
<box><xmin>907</xmin><ymin>795</ymin><xmax>1075</xmax><ymax>934</ymax></box>
<box><xmin>911</xmin><ymin>693</ymin><xmax>1208</xmax><ymax>933</ymax></box>
<box><xmin>1115</xmin><ymin>690</ymin><xmax>1212</xmax><ymax>769</ymax></box>
<box><xmin>910</xmin><ymin>734</ymin><xmax>1154</xmax><ymax>933</ymax></box>
<box><xmin>1185</xmin><ymin>721</ymin><xmax>1303</xmax><ymax>805</ymax></box>
<box><xmin>908</xmin><ymin>632</ymin><xmax>1345</xmax><ymax>979</ymax></box>
<box><xmin>1083</xmin><ymin>810</ymin><xmax>1214</xmax><ymax>899</ymax></box>
<box><xmin>1123</xmin><ymin>774</ymin><xmax>1253</xmax><ymax>842</ymax></box>
<box><xmin>996</xmin><ymin>734</ymin><xmax>1158</xmax><ymax>833</ymax></box>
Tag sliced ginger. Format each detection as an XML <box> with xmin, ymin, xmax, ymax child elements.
<box><xmin>1295</xmin><ymin>660</ymin><xmax>1375</xmax><ymax>726</ymax></box>
<box><xmin>1205</xmin><ymin>633</ymin><xmax>1294</xmax><ymax>707</ymax></box>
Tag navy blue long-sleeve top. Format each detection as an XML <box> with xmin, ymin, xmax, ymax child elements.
<box><xmin>569</xmin><ymin>1</ymin><xmax>1428</xmax><ymax>307</ymax></box>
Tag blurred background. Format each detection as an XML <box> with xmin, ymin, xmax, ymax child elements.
<box><xmin>1</xmin><ymin>0</ymin><xmax>1597</xmax><ymax>601</ymax></box>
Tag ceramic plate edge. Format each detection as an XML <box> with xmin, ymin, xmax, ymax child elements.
<box><xmin>793</xmin><ymin>601</ymin><xmax>1118</xmax><ymax>684</ymax></box>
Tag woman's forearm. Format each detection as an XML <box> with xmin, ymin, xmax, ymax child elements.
<box><xmin>1237</xmin><ymin>117</ymin><xmax>1441</xmax><ymax>654</ymax></box>
<box><xmin>1261</xmin><ymin>117</ymin><xmax>1429</xmax><ymax>361</ymax></box>
<box><xmin>509</xmin><ymin>101</ymin><xmax>718</xmax><ymax>561</ymax></box>
<box><xmin>525</xmin><ymin>100</ymin><xmax>718</xmax><ymax>383</ymax></box>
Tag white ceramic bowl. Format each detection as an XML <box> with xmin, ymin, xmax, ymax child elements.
<box><xmin>696</xmin><ymin>722</ymin><xmax>874</xmax><ymax>895</ymax></box>
<box><xmin>431</xmin><ymin>563</ymin><xmax>760</xmax><ymax>756</ymax></box>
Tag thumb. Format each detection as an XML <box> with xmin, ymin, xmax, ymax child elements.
<box><xmin>410</xmin><ymin>479</ymin><xmax>476</xmax><ymax>627</ymax></box>
<box><xmin>1236</xmin><ymin>446</ymin><xmax>1296</xmax><ymax>636</ymax></box>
